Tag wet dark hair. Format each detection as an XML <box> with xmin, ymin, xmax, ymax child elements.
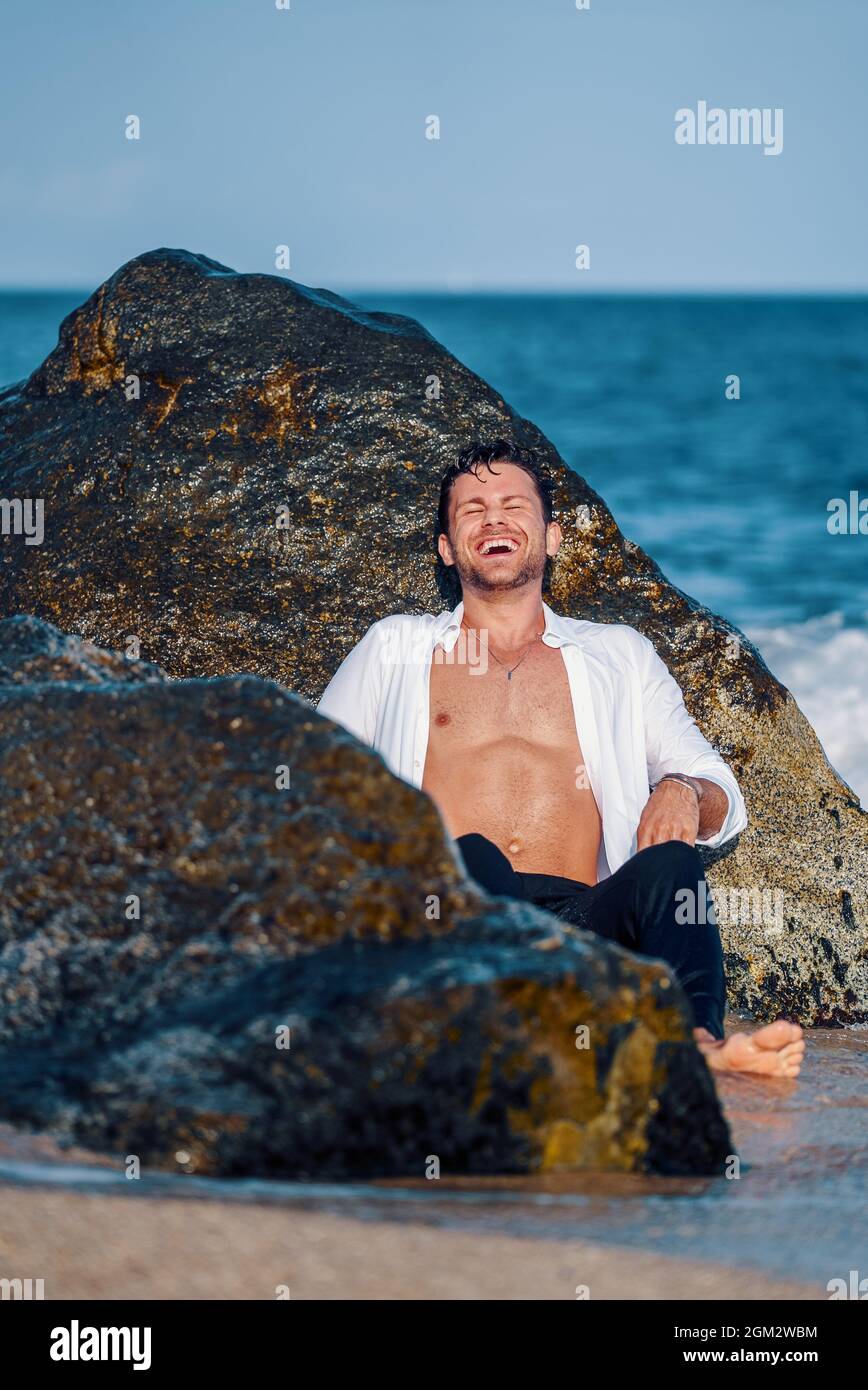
<box><xmin>434</xmin><ymin>439</ymin><xmax>556</xmax><ymax>604</ymax></box>
<box><xmin>436</xmin><ymin>439</ymin><xmax>555</xmax><ymax>541</ymax></box>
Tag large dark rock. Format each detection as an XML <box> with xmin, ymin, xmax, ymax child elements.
<box><xmin>0</xmin><ymin>616</ymin><xmax>727</xmax><ymax>1177</ymax></box>
<box><xmin>0</xmin><ymin>247</ymin><xmax>864</xmax><ymax>1024</ymax></box>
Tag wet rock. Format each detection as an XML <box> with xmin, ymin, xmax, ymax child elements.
<box><xmin>0</xmin><ymin>616</ymin><xmax>727</xmax><ymax>1177</ymax></box>
<box><xmin>0</xmin><ymin>247</ymin><xmax>864</xmax><ymax>1023</ymax></box>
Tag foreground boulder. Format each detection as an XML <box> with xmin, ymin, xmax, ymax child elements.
<box><xmin>0</xmin><ymin>247</ymin><xmax>864</xmax><ymax>1024</ymax></box>
<box><xmin>0</xmin><ymin>617</ymin><xmax>727</xmax><ymax>1177</ymax></box>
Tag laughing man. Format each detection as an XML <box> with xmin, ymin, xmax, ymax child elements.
<box><xmin>318</xmin><ymin>440</ymin><xmax>804</xmax><ymax>1078</ymax></box>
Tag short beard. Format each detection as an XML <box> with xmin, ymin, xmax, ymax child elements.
<box><xmin>453</xmin><ymin>540</ymin><xmax>547</xmax><ymax>594</ymax></box>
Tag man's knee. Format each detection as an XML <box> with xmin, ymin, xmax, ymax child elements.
<box><xmin>636</xmin><ymin>838</ymin><xmax>704</xmax><ymax>886</ymax></box>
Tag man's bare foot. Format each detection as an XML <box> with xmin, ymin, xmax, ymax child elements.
<box><xmin>693</xmin><ymin>1020</ymin><xmax>805</xmax><ymax>1078</ymax></box>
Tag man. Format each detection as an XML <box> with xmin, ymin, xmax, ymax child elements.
<box><xmin>318</xmin><ymin>440</ymin><xmax>804</xmax><ymax>1078</ymax></box>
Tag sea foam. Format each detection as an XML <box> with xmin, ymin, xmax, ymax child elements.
<box><xmin>748</xmin><ymin>614</ymin><xmax>868</xmax><ymax>807</ymax></box>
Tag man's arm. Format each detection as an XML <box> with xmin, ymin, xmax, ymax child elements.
<box><xmin>634</xmin><ymin>633</ymin><xmax>748</xmax><ymax>851</ymax></box>
<box><xmin>637</xmin><ymin>773</ymin><xmax>727</xmax><ymax>850</ymax></box>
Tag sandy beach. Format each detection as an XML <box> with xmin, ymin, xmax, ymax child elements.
<box><xmin>0</xmin><ymin>1185</ymin><xmax>820</xmax><ymax>1301</ymax></box>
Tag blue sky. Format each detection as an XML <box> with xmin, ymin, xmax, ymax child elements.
<box><xmin>2</xmin><ymin>0</ymin><xmax>866</xmax><ymax>290</ymax></box>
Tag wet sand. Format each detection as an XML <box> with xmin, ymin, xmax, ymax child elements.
<box><xmin>0</xmin><ymin>1021</ymin><xmax>864</xmax><ymax>1300</ymax></box>
<box><xmin>0</xmin><ymin>1185</ymin><xmax>819</xmax><ymax>1300</ymax></box>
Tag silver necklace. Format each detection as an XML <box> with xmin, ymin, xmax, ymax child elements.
<box><xmin>461</xmin><ymin>620</ymin><xmax>543</xmax><ymax>682</ymax></box>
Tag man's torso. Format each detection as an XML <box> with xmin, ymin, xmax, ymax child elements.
<box><xmin>421</xmin><ymin>636</ymin><xmax>603</xmax><ymax>884</ymax></box>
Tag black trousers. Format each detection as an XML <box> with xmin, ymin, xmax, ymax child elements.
<box><xmin>456</xmin><ymin>833</ymin><xmax>726</xmax><ymax>1039</ymax></box>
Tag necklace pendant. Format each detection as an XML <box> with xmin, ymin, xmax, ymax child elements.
<box><xmin>507</xmin><ymin>670</ymin><xmax>512</xmax><ymax>681</ymax></box>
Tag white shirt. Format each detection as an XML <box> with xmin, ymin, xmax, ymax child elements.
<box><xmin>316</xmin><ymin>599</ymin><xmax>747</xmax><ymax>881</ymax></box>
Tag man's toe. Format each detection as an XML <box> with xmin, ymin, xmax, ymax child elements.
<box><xmin>755</xmin><ymin>1020</ymin><xmax>801</xmax><ymax>1049</ymax></box>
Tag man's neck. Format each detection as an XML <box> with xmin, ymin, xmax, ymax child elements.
<box><xmin>458</xmin><ymin>586</ymin><xmax>547</xmax><ymax>652</ymax></box>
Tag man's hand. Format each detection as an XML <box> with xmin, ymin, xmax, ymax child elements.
<box><xmin>637</xmin><ymin>776</ymin><xmax>701</xmax><ymax>850</ymax></box>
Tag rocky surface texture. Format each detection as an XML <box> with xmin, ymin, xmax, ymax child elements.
<box><xmin>0</xmin><ymin>616</ymin><xmax>727</xmax><ymax>1177</ymax></box>
<box><xmin>0</xmin><ymin>248</ymin><xmax>864</xmax><ymax>1024</ymax></box>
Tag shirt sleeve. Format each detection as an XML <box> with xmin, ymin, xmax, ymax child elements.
<box><xmin>316</xmin><ymin>620</ymin><xmax>387</xmax><ymax>748</ymax></box>
<box><xmin>637</xmin><ymin>631</ymin><xmax>748</xmax><ymax>848</ymax></box>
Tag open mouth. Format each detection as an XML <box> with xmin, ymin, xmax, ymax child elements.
<box><xmin>476</xmin><ymin>536</ymin><xmax>520</xmax><ymax>557</ymax></box>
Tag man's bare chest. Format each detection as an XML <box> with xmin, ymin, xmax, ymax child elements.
<box><xmin>427</xmin><ymin>642</ymin><xmax>578</xmax><ymax>749</ymax></box>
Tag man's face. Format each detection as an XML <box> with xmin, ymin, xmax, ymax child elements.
<box><xmin>438</xmin><ymin>462</ymin><xmax>561</xmax><ymax>594</ymax></box>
